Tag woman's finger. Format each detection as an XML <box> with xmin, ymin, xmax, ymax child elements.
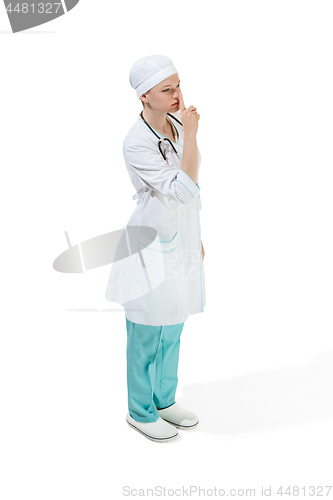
<box><xmin>178</xmin><ymin>92</ymin><xmax>186</xmax><ymax>112</ymax></box>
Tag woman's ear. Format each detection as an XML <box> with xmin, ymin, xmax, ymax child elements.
<box><xmin>140</xmin><ymin>94</ymin><xmax>146</xmax><ymax>107</ymax></box>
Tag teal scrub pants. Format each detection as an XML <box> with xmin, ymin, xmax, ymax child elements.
<box><xmin>126</xmin><ymin>317</ymin><xmax>184</xmax><ymax>423</ymax></box>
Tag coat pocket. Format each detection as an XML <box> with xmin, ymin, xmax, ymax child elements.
<box><xmin>137</xmin><ymin>229</ymin><xmax>178</xmax><ymax>286</ymax></box>
<box><xmin>138</xmin><ymin>229</ymin><xmax>178</xmax><ymax>253</ymax></box>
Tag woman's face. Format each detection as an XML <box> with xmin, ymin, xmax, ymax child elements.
<box><xmin>141</xmin><ymin>73</ymin><xmax>181</xmax><ymax>112</ymax></box>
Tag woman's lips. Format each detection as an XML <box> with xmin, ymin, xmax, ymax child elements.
<box><xmin>172</xmin><ymin>101</ymin><xmax>179</xmax><ymax>106</ymax></box>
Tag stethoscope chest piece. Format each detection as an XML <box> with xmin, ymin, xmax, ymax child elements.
<box><xmin>140</xmin><ymin>111</ymin><xmax>182</xmax><ymax>161</ymax></box>
<box><xmin>158</xmin><ymin>137</ymin><xmax>175</xmax><ymax>161</ymax></box>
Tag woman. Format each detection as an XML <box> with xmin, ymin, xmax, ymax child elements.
<box><xmin>105</xmin><ymin>54</ymin><xmax>206</xmax><ymax>442</ymax></box>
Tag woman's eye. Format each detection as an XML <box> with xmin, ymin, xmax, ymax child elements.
<box><xmin>163</xmin><ymin>84</ymin><xmax>180</xmax><ymax>93</ymax></box>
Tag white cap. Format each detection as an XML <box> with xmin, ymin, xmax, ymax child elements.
<box><xmin>129</xmin><ymin>54</ymin><xmax>178</xmax><ymax>103</ymax></box>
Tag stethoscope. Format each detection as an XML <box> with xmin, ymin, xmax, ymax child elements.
<box><xmin>139</xmin><ymin>111</ymin><xmax>183</xmax><ymax>161</ymax></box>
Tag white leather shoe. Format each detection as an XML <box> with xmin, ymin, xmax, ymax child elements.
<box><xmin>126</xmin><ymin>413</ymin><xmax>178</xmax><ymax>443</ymax></box>
<box><xmin>157</xmin><ymin>402</ymin><xmax>199</xmax><ymax>430</ymax></box>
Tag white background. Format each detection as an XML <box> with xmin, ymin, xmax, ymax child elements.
<box><xmin>1</xmin><ymin>1</ymin><xmax>333</xmax><ymax>498</ymax></box>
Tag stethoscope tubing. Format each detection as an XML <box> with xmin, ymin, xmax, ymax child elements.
<box><xmin>139</xmin><ymin>111</ymin><xmax>183</xmax><ymax>161</ymax></box>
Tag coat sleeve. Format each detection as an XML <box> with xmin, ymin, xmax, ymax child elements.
<box><xmin>125</xmin><ymin>139</ymin><xmax>201</xmax><ymax>204</ymax></box>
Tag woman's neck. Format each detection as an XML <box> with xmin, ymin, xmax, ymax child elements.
<box><xmin>141</xmin><ymin>108</ymin><xmax>170</xmax><ymax>134</ymax></box>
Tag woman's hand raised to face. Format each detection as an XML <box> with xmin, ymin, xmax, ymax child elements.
<box><xmin>178</xmin><ymin>91</ymin><xmax>200</xmax><ymax>137</ymax></box>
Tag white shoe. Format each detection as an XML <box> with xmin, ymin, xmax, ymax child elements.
<box><xmin>157</xmin><ymin>402</ymin><xmax>199</xmax><ymax>430</ymax></box>
<box><xmin>126</xmin><ymin>413</ymin><xmax>178</xmax><ymax>443</ymax></box>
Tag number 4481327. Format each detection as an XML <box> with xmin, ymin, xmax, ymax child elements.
<box><xmin>6</xmin><ymin>3</ymin><xmax>62</xmax><ymax>14</ymax></box>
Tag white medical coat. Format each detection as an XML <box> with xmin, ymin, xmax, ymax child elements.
<box><xmin>105</xmin><ymin>110</ymin><xmax>206</xmax><ymax>326</ymax></box>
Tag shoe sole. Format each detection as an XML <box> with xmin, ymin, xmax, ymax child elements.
<box><xmin>159</xmin><ymin>418</ymin><xmax>199</xmax><ymax>430</ymax></box>
<box><xmin>126</xmin><ymin>419</ymin><xmax>178</xmax><ymax>443</ymax></box>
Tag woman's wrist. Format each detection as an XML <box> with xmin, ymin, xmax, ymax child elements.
<box><xmin>184</xmin><ymin>130</ymin><xmax>197</xmax><ymax>141</ymax></box>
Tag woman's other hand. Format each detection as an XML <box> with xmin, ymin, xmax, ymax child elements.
<box><xmin>201</xmin><ymin>241</ymin><xmax>205</xmax><ymax>261</ymax></box>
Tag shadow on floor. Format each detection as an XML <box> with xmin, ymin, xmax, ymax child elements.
<box><xmin>178</xmin><ymin>350</ymin><xmax>333</xmax><ymax>434</ymax></box>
